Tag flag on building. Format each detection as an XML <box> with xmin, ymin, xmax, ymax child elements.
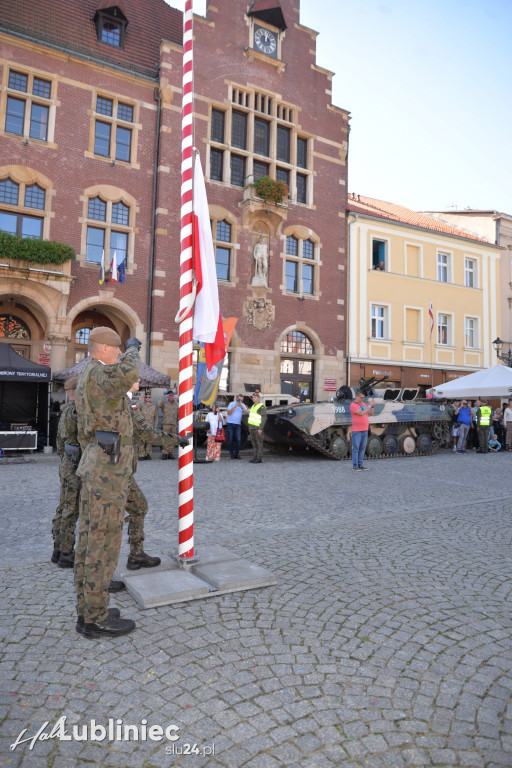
<box><xmin>192</xmin><ymin>154</ymin><xmax>225</xmax><ymax>371</ymax></box>
<box><xmin>196</xmin><ymin>317</ymin><xmax>238</xmax><ymax>406</ymax></box>
<box><xmin>118</xmin><ymin>259</ymin><xmax>126</xmax><ymax>285</ymax></box>
<box><xmin>110</xmin><ymin>252</ymin><xmax>118</xmax><ymax>284</ymax></box>
<box><xmin>429</xmin><ymin>301</ymin><xmax>434</xmax><ymax>336</ymax></box>
<box><xmin>99</xmin><ymin>249</ymin><xmax>105</xmax><ymax>284</ymax></box>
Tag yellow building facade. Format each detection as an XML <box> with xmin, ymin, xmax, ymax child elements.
<box><xmin>347</xmin><ymin>195</ymin><xmax>502</xmax><ymax>390</ymax></box>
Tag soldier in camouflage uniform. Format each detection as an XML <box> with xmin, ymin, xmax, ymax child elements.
<box><xmin>126</xmin><ymin>381</ymin><xmax>188</xmax><ymax>569</ymax></box>
<box><xmin>74</xmin><ymin>327</ymin><xmax>141</xmax><ymax>639</ymax></box>
<box><xmin>158</xmin><ymin>390</ymin><xmax>178</xmax><ymax>459</ymax></box>
<box><xmin>51</xmin><ymin>376</ymin><xmax>80</xmax><ymax>569</ymax></box>
<box><xmin>138</xmin><ymin>391</ymin><xmax>158</xmax><ymax>460</ymax></box>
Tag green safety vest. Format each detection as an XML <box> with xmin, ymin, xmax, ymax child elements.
<box><xmin>248</xmin><ymin>402</ymin><xmax>264</xmax><ymax>427</ymax></box>
<box><xmin>479</xmin><ymin>406</ymin><xmax>492</xmax><ymax>426</ymax></box>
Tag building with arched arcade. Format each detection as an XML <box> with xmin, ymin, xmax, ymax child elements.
<box><xmin>0</xmin><ymin>0</ymin><xmax>349</xmax><ymax>406</ymax></box>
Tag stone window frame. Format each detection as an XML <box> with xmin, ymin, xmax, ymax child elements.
<box><xmin>78</xmin><ymin>185</ymin><xmax>138</xmax><ymax>274</ymax></box>
<box><xmin>207</xmin><ymin>88</ymin><xmax>313</xmax><ymax>205</ymax></box>
<box><xmin>209</xmin><ymin>205</ymin><xmax>240</xmax><ymax>287</ymax></box>
<box><xmin>281</xmin><ymin>225</ymin><xmax>321</xmax><ymax>300</ymax></box>
<box><xmin>85</xmin><ymin>91</ymin><xmax>140</xmax><ymax>169</ymax></box>
<box><xmin>464</xmin><ymin>314</ymin><xmax>480</xmax><ymax>350</ymax></box>
<box><xmin>0</xmin><ymin>64</ymin><xmax>58</xmax><ymax>149</ymax></box>
<box><xmin>0</xmin><ymin>165</ymin><xmax>54</xmax><ymax>241</ymax></box>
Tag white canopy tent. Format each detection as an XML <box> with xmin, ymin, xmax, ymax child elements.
<box><xmin>433</xmin><ymin>365</ymin><xmax>512</xmax><ymax>399</ymax></box>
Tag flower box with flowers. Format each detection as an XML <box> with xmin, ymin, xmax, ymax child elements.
<box><xmin>253</xmin><ymin>176</ymin><xmax>289</xmax><ymax>205</ymax></box>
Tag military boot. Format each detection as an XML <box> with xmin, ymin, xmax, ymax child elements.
<box><xmin>57</xmin><ymin>551</ymin><xmax>74</xmax><ymax>568</ymax></box>
<box><xmin>76</xmin><ymin>608</ymin><xmax>120</xmax><ymax>634</ymax></box>
<box><xmin>108</xmin><ymin>580</ymin><xmax>125</xmax><ymax>593</ymax></box>
<box><xmin>126</xmin><ymin>551</ymin><xmax>161</xmax><ymax>570</ymax></box>
<box><xmin>81</xmin><ymin>615</ymin><xmax>136</xmax><ymax>639</ymax></box>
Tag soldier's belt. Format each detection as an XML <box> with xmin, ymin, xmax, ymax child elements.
<box><xmin>95</xmin><ymin>430</ymin><xmax>121</xmax><ymax>464</ymax></box>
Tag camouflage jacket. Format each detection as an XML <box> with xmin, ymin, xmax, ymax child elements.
<box><xmin>158</xmin><ymin>397</ymin><xmax>178</xmax><ymax>427</ymax></box>
<box><xmin>139</xmin><ymin>402</ymin><xmax>157</xmax><ymax>428</ymax></box>
<box><xmin>56</xmin><ymin>402</ymin><xmax>79</xmax><ymax>459</ymax></box>
<box><xmin>75</xmin><ymin>349</ymin><xmax>141</xmax><ymax>497</ymax></box>
<box><xmin>129</xmin><ymin>400</ymin><xmax>180</xmax><ymax>472</ymax></box>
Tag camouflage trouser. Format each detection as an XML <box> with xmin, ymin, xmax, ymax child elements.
<box><xmin>74</xmin><ymin>482</ymin><xmax>128</xmax><ymax>623</ymax></box>
<box><xmin>161</xmin><ymin>423</ymin><xmax>176</xmax><ymax>456</ymax></box>
<box><xmin>52</xmin><ymin>459</ymin><xmax>80</xmax><ymax>553</ymax></box>
<box><xmin>138</xmin><ymin>442</ymin><xmax>152</xmax><ymax>458</ymax></box>
<box><xmin>125</xmin><ymin>475</ymin><xmax>148</xmax><ymax>553</ymax></box>
<box><xmin>249</xmin><ymin>427</ymin><xmax>264</xmax><ymax>460</ymax></box>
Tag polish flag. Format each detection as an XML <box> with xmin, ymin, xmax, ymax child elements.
<box><xmin>110</xmin><ymin>251</ymin><xmax>118</xmax><ymax>284</ymax></box>
<box><xmin>192</xmin><ymin>155</ymin><xmax>225</xmax><ymax>371</ymax></box>
<box><xmin>429</xmin><ymin>301</ymin><xmax>434</xmax><ymax>336</ymax></box>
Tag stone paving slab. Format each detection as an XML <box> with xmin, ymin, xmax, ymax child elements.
<box><xmin>0</xmin><ymin>449</ymin><xmax>511</xmax><ymax>767</ymax></box>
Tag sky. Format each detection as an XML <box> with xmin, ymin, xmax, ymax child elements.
<box><xmin>166</xmin><ymin>0</ymin><xmax>512</xmax><ymax>214</ymax></box>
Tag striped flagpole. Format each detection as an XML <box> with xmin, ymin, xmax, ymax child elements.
<box><xmin>178</xmin><ymin>0</ymin><xmax>195</xmax><ymax>559</ymax></box>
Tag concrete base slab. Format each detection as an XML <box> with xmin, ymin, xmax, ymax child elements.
<box><xmin>117</xmin><ymin>544</ymin><xmax>277</xmax><ymax>608</ymax></box>
<box><xmin>123</xmin><ymin>568</ymin><xmax>211</xmax><ymax>608</ymax></box>
<box><xmin>191</xmin><ymin>558</ymin><xmax>276</xmax><ymax>591</ymax></box>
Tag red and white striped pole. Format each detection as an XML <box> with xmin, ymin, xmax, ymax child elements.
<box><xmin>177</xmin><ymin>0</ymin><xmax>195</xmax><ymax>559</ymax></box>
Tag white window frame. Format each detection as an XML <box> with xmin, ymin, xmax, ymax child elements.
<box><xmin>464</xmin><ymin>256</ymin><xmax>477</xmax><ymax>288</ymax></box>
<box><xmin>437</xmin><ymin>311</ymin><xmax>453</xmax><ymax>346</ymax></box>
<box><xmin>464</xmin><ymin>315</ymin><xmax>479</xmax><ymax>349</ymax></box>
<box><xmin>370</xmin><ymin>303</ymin><xmax>390</xmax><ymax>340</ymax></box>
<box><xmin>437</xmin><ymin>251</ymin><xmax>451</xmax><ymax>283</ymax></box>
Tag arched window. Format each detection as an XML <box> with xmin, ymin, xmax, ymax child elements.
<box><xmin>0</xmin><ymin>174</ymin><xmax>48</xmax><ymax>239</ymax></box>
<box><xmin>74</xmin><ymin>326</ymin><xmax>92</xmax><ymax>363</ymax></box>
<box><xmin>0</xmin><ymin>314</ymin><xmax>31</xmax><ymax>339</ymax></box>
<box><xmin>280</xmin><ymin>330</ymin><xmax>314</xmax><ymax>401</ymax></box>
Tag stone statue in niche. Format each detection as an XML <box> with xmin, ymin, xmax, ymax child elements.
<box><xmin>244</xmin><ymin>297</ymin><xmax>274</xmax><ymax>332</ymax></box>
<box><xmin>251</xmin><ymin>235</ymin><xmax>268</xmax><ymax>287</ymax></box>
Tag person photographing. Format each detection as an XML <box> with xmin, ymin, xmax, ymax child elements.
<box><xmin>350</xmin><ymin>389</ymin><xmax>375</xmax><ymax>471</ymax></box>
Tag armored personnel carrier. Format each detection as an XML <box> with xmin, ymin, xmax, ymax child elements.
<box><xmin>263</xmin><ymin>376</ymin><xmax>454</xmax><ymax>460</ymax></box>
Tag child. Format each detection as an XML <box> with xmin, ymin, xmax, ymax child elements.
<box><xmin>488</xmin><ymin>434</ymin><xmax>501</xmax><ymax>452</ymax></box>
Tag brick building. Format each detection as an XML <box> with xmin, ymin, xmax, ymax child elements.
<box><xmin>0</xmin><ymin>0</ymin><xmax>349</xmax><ymax>405</ymax></box>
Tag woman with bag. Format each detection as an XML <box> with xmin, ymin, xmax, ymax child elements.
<box><xmin>205</xmin><ymin>404</ymin><xmax>224</xmax><ymax>462</ymax></box>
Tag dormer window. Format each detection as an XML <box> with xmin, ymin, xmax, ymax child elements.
<box><xmin>101</xmin><ymin>21</ymin><xmax>121</xmax><ymax>46</ymax></box>
<box><xmin>94</xmin><ymin>2</ymin><xmax>128</xmax><ymax>49</ymax></box>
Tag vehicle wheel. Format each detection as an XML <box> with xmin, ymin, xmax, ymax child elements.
<box><xmin>433</xmin><ymin>422</ymin><xmax>447</xmax><ymax>440</ymax></box>
<box><xmin>329</xmin><ymin>435</ymin><xmax>349</xmax><ymax>458</ymax></box>
<box><xmin>399</xmin><ymin>434</ymin><xmax>416</xmax><ymax>455</ymax></box>
<box><xmin>417</xmin><ymin>433</ymin><xmax>432</xmax><ymax>453</ymax></box>
<box><xmin>366</xmin><ymin>435</ymin><xmax>383</xmax><ymax>457</ymax></box>
<box><xmin>382</xmin><ymin>435</ymin><xmax>399</xmax><ymax>455</ymax></box>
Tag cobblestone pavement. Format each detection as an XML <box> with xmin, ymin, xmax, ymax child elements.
<box><xmin>1</xmin><ymin>448</ymin><xmax>511</xmax><ymax>768</ymax></box>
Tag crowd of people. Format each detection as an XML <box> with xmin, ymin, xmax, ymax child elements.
<box><xmin>448</xmin><ymin>398</ymin><xmax>512</xmax><ymax>453</ymax></box>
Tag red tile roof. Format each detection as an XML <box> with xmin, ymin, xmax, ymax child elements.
<box><xmin>0</xmin><ymin>0</ymin><xmax>183</xmax><ymax>79</ymax></box>
<box><xmin>347</xmin><ymin>193</ymin><xmax>495</xmax><ymax>246</ymax></box>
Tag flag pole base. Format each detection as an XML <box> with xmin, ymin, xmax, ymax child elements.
<box><xmin>114</xmin><ymin>544</ymin><xmax>277</xmax><ymax>608</ymax></box>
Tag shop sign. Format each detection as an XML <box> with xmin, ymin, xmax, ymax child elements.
<box><xmin>38</xmin><ymin>354</ymin><xmax>50</xmax><ymax>366</ymax></box>
<box><xmin>324</xmin><ymin>378</ymin><xmax>337</xmax><ymax>391</ymax></box>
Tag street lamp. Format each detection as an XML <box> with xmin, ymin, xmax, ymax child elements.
<box><xmin>492</xmin><ymin>337</ymin><xmax>512</xmax><ymax>367</ymax></box>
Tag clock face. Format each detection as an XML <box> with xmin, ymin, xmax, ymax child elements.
<box><xmin>254</xmin><ymin>26</ymin><xmax>277</xmax><ymax>57</ymax></box>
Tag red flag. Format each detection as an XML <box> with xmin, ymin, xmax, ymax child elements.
<box><xmin>192</xmin><ymin>154</ymin><xmax>225</xmax><ymax>371</ymax></box>
<box><xmin>110</xmin><ymin>252</ymin><xmax>118</xmax><ymax>284</ymax></box>
<box><xmin>429</xmin><ymin>301</ymin><xmax>434</xmax><ymax>336</ymax></box>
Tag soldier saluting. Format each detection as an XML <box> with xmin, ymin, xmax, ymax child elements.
<box><xmin>74</xmin><ymin>327</ymin><xmax>141</xmax><ymax>639</ymax></box>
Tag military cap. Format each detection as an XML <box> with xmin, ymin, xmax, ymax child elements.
<box><xmin>88</xmin><ymin>326</ymin><xmax>121</xmax><ymax>346</ymax></box>
<box><xmin>64</xmin><ymin>376</ymin><xmax>79</xmax><ymax>390</ymax></box>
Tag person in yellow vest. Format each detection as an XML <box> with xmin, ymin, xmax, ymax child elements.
<box><xmin>476</xmin><ymin>399</ymin><xmax>492</xmax><ymax>452</ymax></box>
<box><xmin>248</xmin><ymin>391</ymin><xmax>267</xmax><ymax>464</ymax></box>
